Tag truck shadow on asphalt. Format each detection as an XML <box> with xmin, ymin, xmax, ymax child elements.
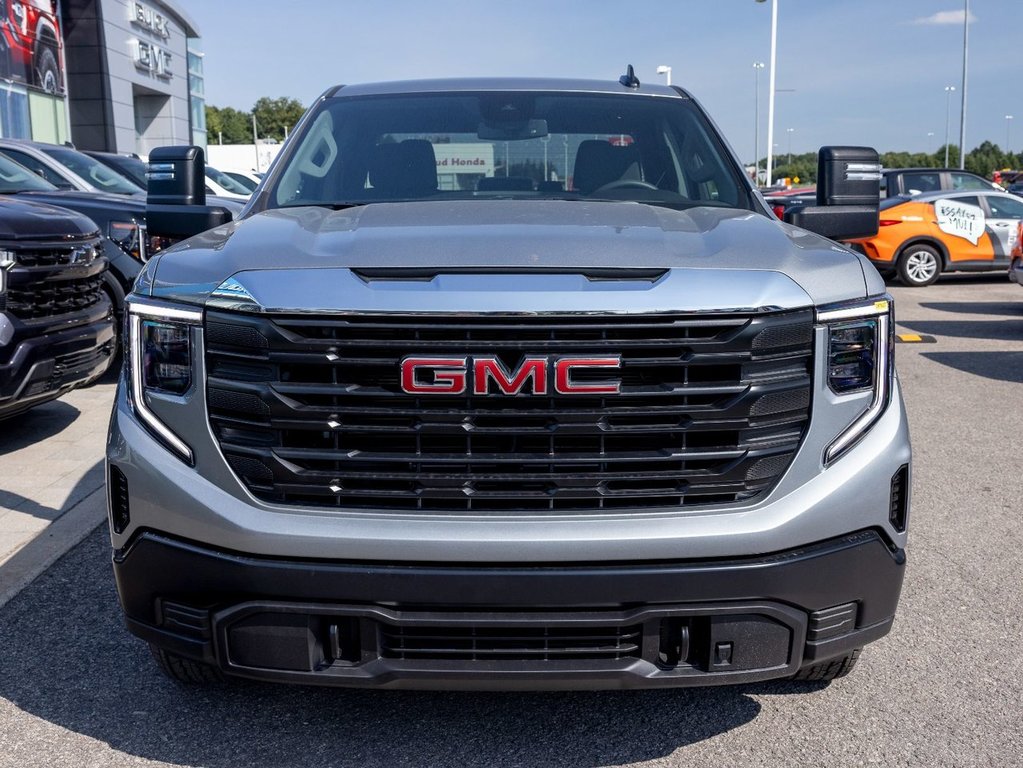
<box><xmin>0</xmin><ymin>400</ymin><xmax>80</xmax><ymax>457</ymax></box>
<box><xmin>897</xmin><ymin>319</ymin><xmax>1023</xmax><ymax>342</ymax></box>
<box><xmin>0</xmin><ymin>527</ymin><xmax>828</xmax><ymax>768</ymax></box>
<box><xmin>917</xmin><ymin>351</ymin><xmax>1023</xmax><ymax>384</ymax></box>
<box><xmin>918</xmin><ymin>301</ymin><xmax>1022</xmax><ymax>317</ymax></box>
<box><xmin>0</xmin><ymin>457</ymin><xmax>103</xmax><ymax>524</ymax></box>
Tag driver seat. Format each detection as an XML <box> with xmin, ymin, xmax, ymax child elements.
<box><xmin>572</xmin><ymin>140</ymin><xmax>642</xmax><ymax>194</ymax></box>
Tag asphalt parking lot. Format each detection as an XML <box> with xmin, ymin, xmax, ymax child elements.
<box><xmin>0</xmin><ymin>274</ymin><xmax>1021</xmax><ymax>767</ymax></box>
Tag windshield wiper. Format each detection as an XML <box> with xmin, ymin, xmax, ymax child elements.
<box><xmin>276</xmin><ymin>201</ymin><xmax>367</xmax><ymax>210</ymax></box>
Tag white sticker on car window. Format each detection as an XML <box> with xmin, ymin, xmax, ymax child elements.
<box><xmin>934</xmin><ymin>198</ymin><xmax>985</xmax><ymax>245</ymax></box>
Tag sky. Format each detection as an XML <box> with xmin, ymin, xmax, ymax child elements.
<box><xmin>175</xmin><ymin>0</ymin><xmax>1022</xmax><ymax>164</ymax></box>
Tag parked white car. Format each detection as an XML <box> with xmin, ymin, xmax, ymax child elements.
<box><xmin>205</xmin><ymin>166</ymin><xmax>251</xmax><ymax>200</ymax></box>
<box><xmin>218</xmin><ymin>169</ymin><xmax>262</xmax><ymax>193</ymax></box>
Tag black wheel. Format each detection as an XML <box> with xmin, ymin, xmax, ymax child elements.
<box><xmin>792</xmin><ymin>648</ymin><xmax>861</xmax><ymax>682</ymax></box>
<box><xmin>149</xmin><ymin>644</ymin><xmax>224</xmax><ymax>684</ymax></box>
<box><xmin>34</xmin><ymin>46</ymin><xmax>59</xmax><ymax>94</ymax></box>
<box><xmin>897</xmin><ymin>244</ymin><xmax>941</xmax><ymax>286</ymax></box>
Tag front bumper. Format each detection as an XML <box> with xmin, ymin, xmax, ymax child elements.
<box><xmin>0</xmin><ymin>300</ymin><xmax>114</xmax><ymax>419</ymax></box>
<box><xmin>114</xmin><ymin>528</ymin><xmax>904</xmax><ymax>689</ymax></box>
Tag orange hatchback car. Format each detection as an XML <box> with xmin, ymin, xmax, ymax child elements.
<box><xmin>846</xmin><ymin>189</ymin><xmax>1023</xmax><ymax>286</ymax></box>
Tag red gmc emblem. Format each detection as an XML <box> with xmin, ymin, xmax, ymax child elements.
<box><xmin>400</xmin><ymin>356</ymin><xmax>622</xmax><ymax>395</ymax></box>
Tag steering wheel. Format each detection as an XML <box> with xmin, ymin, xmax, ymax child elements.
<box><xmin>591</xmin><ymin>179</ymin><xmax>660</xmax><ymax>194</ymax></box>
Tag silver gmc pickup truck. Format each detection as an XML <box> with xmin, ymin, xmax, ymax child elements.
<box><xmin>107</xmin><ymin>71</ymin><xmax>911</xmax><ymax>689</ymax></box>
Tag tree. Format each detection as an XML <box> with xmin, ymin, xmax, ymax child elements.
<box><xmin>251</xmin><ymin>97</ymin><xmax>306</xmax><ymax>142</ymax></box>
<box><xmin>205</xmin><ymin>105</ymin><xmax>252</xmax><ymax>144</ymax></box>
<box><xmin>770</xmin><ymin>152</ymin><xmax>818</xmax><ymax>184</ymax></box>
<box><xmin>965</xmin><ymin>140</ymin><xmax>1011</xmax><ymax>178</ymax></box>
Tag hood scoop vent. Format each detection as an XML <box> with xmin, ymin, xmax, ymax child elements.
<box><xmin>351</xmin><ymin>267</ymin><xmax>668</xmax><ymax>283</ymax></box>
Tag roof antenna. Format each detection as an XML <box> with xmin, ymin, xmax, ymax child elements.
<box><xmin>619</xmin><ymin>64</ymin><xmax>640</xmax><ymax>89</ymax></box>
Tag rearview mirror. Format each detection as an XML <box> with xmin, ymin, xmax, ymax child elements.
<box><xmin>786</xmin><ymin>146</ymin><xmax>881</xmax><ymax>240</ymax></box>
<box><xmin>477</xmin><ymin>119</ymin><xmax>549</xmax><ymax>141</ymax></box>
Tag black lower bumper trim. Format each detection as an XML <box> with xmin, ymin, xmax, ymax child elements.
<box><xmin>114</xmin><ymin>529</ymin><xmax>904</xmax><ymax>689</ymax></box>
<box><xmin>0</xmin><ymin>301</ymin><xmax>113</xmax><ymax>418</ymax></box>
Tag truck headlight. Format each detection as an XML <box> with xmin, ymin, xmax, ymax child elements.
<box><xmin>827</xmin><ymin>320</ymin><xmax>877</xmax><ymax>393</ymax></box>
<box><xmin>818</xmin><ymin>297</ymin><xmax>894</xmax><ymax>465</ymax></box>
<box><xmin>142</xmin><ymin>321</ymin><xmax>192</xmax><ymax>394</ymax></box>
<box><xmin>127</xmin><ymin>298</ymin><xmax>203</xmax><ymax>463</ymax></box>
<box><xmin>0</xmin><ymin>250</ymin><xmax>13</xmax><ymax>297</ymax></box>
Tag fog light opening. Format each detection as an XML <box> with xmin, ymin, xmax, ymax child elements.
<box><xmin>327</xmin><ymin>619</ymin><xmax>362</xmax><ymax>666</ymax></box>
<box><xmin>657</xmin><ymin>619</ymin><xmax>690</xmax><ymax>668</ymax></box>
<box><xmin>109</xmin><ymin>465</ymin><xmax>130</xmax><ymax>534</ymax></box>
<box><xmin>889</xmin><ymin>464</ymin><xmax>910</xmax><ymax>533</ymax></box>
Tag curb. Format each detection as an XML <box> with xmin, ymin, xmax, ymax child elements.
<box><xmin>0</xmin><ymin>487</ymin><xmax>107</xmax><ymax>610</ymax></box>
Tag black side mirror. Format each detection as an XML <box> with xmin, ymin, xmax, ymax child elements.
<box><xmin>785</xmin><ymin>146</ymin><xmax>880</xmax><ymax>240</ymax></box>
<box><xmin>146</xmin><ymin>145</ymin><xmax>233</xmax><ymax>241</ymax></box>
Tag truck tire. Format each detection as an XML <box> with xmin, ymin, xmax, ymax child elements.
<box><xmin>35</xmin><ymin>46</ymin><xmax>59</xmax><ymax>94</ymax></box>
<box><xmin>897</xmin><ymin>245</ymin><xmax>941</xmax><ymax>286</ymax></box>
<box><xmin>792</xmin><ymin>648</ymin><xmax>861</xmax><ymax>681</ymax></box>
<box><xmin>149</xmin><ymin>644</ymin><xmax>224</xmax><ymax>684</ymax></box>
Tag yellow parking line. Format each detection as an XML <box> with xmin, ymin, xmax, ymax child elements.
<box><xmin>895</xmin><ymin>333</ymin><xmax>937</xmax><ymax>343</ymax></box>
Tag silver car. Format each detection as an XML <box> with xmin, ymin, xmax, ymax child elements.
<box><xmin>0</xmin><ymin>139</ymin><xmax>143</xmax><ymax>196</ymax></box>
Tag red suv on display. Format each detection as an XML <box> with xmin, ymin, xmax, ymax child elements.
<box><xmin>0</xmin><ymin>0</ymin><xmax>63</xmax><ymax>93</ymax></box>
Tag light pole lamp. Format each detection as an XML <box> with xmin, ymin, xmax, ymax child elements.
<box><xmin>753</xmin><ymin>62</ymin><xmax>765</xmax><ymax>185</ymax></box>
<box><xmin>656</xmin><ymin>65</ymin><xmax>671</xmax><ymax>86</ymax></box>
<box><xmin>944</xmin><ymin>85</ymin><xmax>956</xmax><ymax>167</ymax></box>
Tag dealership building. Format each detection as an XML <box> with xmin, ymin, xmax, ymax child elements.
<box><xmin>0</xmin><ymin>0</ymin><xmax>205</xmax><ymax>153</ymax></box>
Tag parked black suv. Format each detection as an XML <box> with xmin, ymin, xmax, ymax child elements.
<box><xmin>0</xmin><ymin>197</ymin><xmax>114</xmax><ymax>419</ymax></box>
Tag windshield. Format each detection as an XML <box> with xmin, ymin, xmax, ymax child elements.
<box><xmin>42</xmin><ymin>147</ymin><xmax>144</xmax><ymax>195</ymax></box>
<box><xmin>269</xmin><ymin>92</ymin><xmax>749</xmax><ymax>211</ymax></box>
<box><xmin>0</xmin><ymin>153</ymin><xmax>58</xmax><ymax>193</ymax></box>
<box><xmin>96</xmin><ymin>154</ymin><xmax>148</xmax><ymax>188</ymax></box>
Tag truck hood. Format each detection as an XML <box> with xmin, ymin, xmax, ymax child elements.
<box><xmin>0</xmin><ymin>195</ymin><xmax>100</xmax><ymax>241</ymax></box>
<box><xmin>17</xmin><ymin>189</ymin><xmax>145</xmax><ymax>218</ymax></box>
<box><xmin>16</xmin><ymin>190</ymin><xmax>245</xmax><ymax>218</ymax></box>
<box><xmin>145</xmin><ymin>201</ymin><xmax>882</xmax><ymax>312</ymax></box>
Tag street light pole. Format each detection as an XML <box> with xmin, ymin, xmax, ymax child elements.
<box><xmin>944</xmin><ymin>85</ymin><xmax>955</xmax><ymax>167</ymax></box>
<box><xmin>958</xmin><ymin>0</ymin><xmax>969</xmax><ymax>169</ymax></box>
<box><xmin>1006</xmin><ymin>115</ymin><xmax>1014</xmax><ymax>155</ymax></box>
<box><xmin>252</xmin><ymin>113</ymin><xmax>260</xmax><ymax>173</ymax></box>
<box><xmin>764</xmin><ymin>0</ymin><xmax>778</xmax><ymax>186</ymax></box>
<box><xmin>753</xmin><ymin>62</ymin><xmax>764</xmax><ymax>185</ymax></box>
<box><xmin>656</xmin><ymin>65</ymin><xmax>671</xmax><ymax>86</ymax></box>
<box><xmin>786</xmin><ymin>127</ymin><xmax>794</xmax><ymax>166</ymax></box>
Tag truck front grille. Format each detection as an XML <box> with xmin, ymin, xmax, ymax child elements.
<box><xmin>5</xmin><ymin>274</ymin><xmax>106</xmax><ymax>319</ymax></box>
<box><xmin>379</xmin><ymin>623</ymin><xmax>642</xmax><ymax>662</ymax></box>
<box><xmin>205</xmin><ymin>310</ymin><xmax>814</xmax><ymax>512</ymax></box>
<box><xmin>5</xmin><ymin>240</ymin><xmax>106</xmax><ymax>320</ymax></box>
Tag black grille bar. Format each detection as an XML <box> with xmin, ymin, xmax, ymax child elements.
<box><xmin>206</xmin><ymin>309</ymin><xmax>814</xmax><ymax>512</ymax></box>
<box><xmin>379</xmin><ymin>624</ymin><xmax>643</xmax><ymax>662</ymax></box>
<box><xmin>4</xmin><ymin>242</ymin><xmax>106</xmax><ymax>321</ymax></box>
